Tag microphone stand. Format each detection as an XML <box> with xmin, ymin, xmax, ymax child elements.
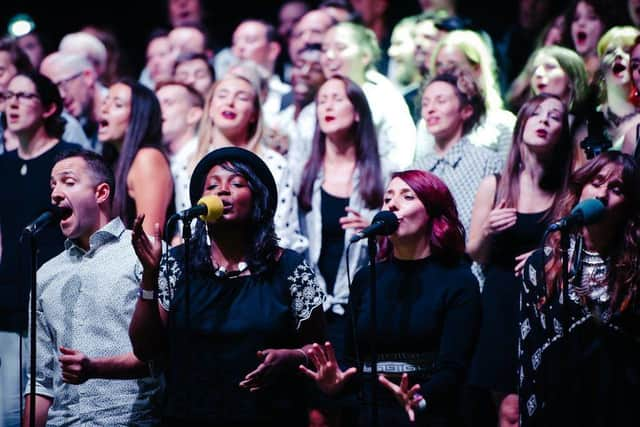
<box><xmin>180</xmin><ymin>214</ymin><xmax>193</xmax><ymax>417</ymax></box>
<box><xmin>181</xmin><ymin>216</ymin><xmax>192</xmax><ymax>342</ymax></box>
<box><xmin>20</xmin><ymin>229</ymin><xmax>38</xmax><ymax>427</ymax></box>
<box><xmin>560</xmin><ymin>228</ymin><xmax>571</xmax><ymax>330</ymax></box>
<box><xmin>367</xmin><ymin>236</ymin><xmax>379</xmax><ymax>427</ymax></box>
<box><xmin>18</xmin><ymin>210</ymin><xmax>66</xmax><ymax>427</ymax></box>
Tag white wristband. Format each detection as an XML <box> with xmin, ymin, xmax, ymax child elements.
<box><xmin>138</xmin><ymin>288</ymin><xmax>157</xmax><ymax>301</ymax></box>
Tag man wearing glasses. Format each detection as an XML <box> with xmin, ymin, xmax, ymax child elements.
<box><xmin>40</xmin><ymin>52</ymin><xmax>104</xmax><ymax>152</ymax></box>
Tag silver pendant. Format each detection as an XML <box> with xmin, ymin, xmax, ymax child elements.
<box><xmin>20</xmin><ymin>163</ymin><xmax>27</xmax><ymax>176</ymax></box>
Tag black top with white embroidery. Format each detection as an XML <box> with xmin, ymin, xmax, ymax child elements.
<box><xmin>519</xmin><ymin>248</ymin><xmax>640</xmax><ymax>427</ymax></box>
<box><xmin>157</xmin><ymin>246</ymin><xmax>324</xmax><ymax>424</ymax></box>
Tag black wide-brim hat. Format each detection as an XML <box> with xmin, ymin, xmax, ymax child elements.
<box><xmin>189</xmin><ymin>146</ymin><xmax>278</xmax><ymax>213</ymax></box>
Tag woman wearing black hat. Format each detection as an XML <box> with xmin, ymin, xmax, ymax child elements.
<box><xmin>129</xmin><ymin>146</ymin><xmax>326</xmax><ymax>426</ymax></box>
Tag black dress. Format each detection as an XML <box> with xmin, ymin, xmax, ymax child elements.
<box><xmin>157</xmin><ymin>244</ymin><xmax>325</xmax><ymax>426</ymax></box>
<box><xmin>469</xmin><ymin>210</ymin><xmax>548</xmax><ymax>393</ymax></box>
<box><xmin>519</xmin><ymin>248</ymin><xmax>640</xmax><ymax>427</ymax></box>
<box><xmin>346</xmin><ymin>256</ymin><xmax>481</xmax><ymax>426</ymax></box>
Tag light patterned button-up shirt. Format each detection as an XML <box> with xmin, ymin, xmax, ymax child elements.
<box><xmin>413</xmin><ymin>137</ymin><xmax>503</xmax><ymax>234</ymax></box>
<box><xmin>26</xmin><ymin>218</ymin><xmax>161</xmax><ymax>426</ymax></box>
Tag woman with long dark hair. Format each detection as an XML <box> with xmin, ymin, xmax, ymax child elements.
<box><xmin>301</xmin><ymin>170</ymin><xmax>481</xmax><ymax>426</ymax></box>
<box><xmin>519</xmin><ymin>151</ymin><xmax>640</xmax><ymax>426</ymax></box>
<box><xmin>466</xmin><ymin>93</ymin><xmax>574</xmax><ymax>425</ymax></box>
<box><xmin>98</xmin><ymin>78</ymin><xmax>173</xmax><ymax>234</ymax></box>
<box><xmin>320</xmin><ymin>21</ymin><xmax>417</xmax><ymax>168</ymax></box>
<box><xmin>296</xmin><ymin>75</ymin><xmax>389</xmax><ymax>363</ymax></box>
<box><xmin>129</xmin><ymin>146</ymin><xmax>325</xmax><ymax>426</ymax></box>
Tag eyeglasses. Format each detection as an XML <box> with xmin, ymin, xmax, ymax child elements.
<box><xmin>54</xmin><ymin>72</ymin><xmax>83</xmax><ymax>92</ymax></box>
<box><xmin>0</xmin><ymin>91</ymin><xmax>40</xmax><ymax>102</ymax></box>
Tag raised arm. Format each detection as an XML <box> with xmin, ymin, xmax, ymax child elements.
<box><xmin>128</xmin><ymin>214</ymin><xmax>169</xmax><ymax>362</ymax></box>
<box><xmin>467</xmin><ymin>175</ymin><xmax>516</xmax><ymax>264</ymax></box>
<box><xmin>128</xmin><ymin>148</ymin><xmax>174</xmax><ymax>236</ymax></box>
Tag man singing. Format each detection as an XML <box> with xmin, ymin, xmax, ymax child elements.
<box><xmin>23</xmin><ymin>149</ymin><xmax>160</xmax><ymax>426</ymax></box>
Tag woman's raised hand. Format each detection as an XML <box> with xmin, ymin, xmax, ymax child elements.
<box><xmin>298</xmin><ymin>342</ymin><xmax>357</xmax><ymax>395</ymax></box>
<box><xmin>379</xmin><ymin>373</ymin><xmax>425</xmax><ymax>422</ymax></box>
<box><xmin>514</xmin><ymin>249</ymin><xmax>535</xmax><ymax>277</ymax></box>
<box><xmin>240</xmin><ymin>348</ymin><xmax>302</xmax><ymax>392</ymax></box>
<box><xmin>132</xmin><ymin>214</ymin><xmax>162</xmax><ymax>272</ymax></box>
<box><xmin>484</xmin><ymin>199</ymin><xmax>517</xmax><ymax>237</ymax></box>
<box><xmin>339</xmin><ymin>207</ymin><xmax>370</xmax><ymax>233</ymax></box>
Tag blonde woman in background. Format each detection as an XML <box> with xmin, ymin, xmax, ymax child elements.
<box><xmin>192</xmin><ymin>71</ymin><xmax>307</xmax><ymax>252</ymax></box>
<box><xmin>415</xmin><ymin>29</ymin><xmax>516</xmax><ymax>161</ymax></box>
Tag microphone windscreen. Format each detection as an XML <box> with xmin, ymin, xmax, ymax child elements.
<box><xmin>197</xmin><ymin>195</ymin><xmax>224</xmax><ymax>222</ymax></box>
<box><xmin>372</xmin><ymin>210</ymin><xmax>400</xmax><ymax>235</ymax></box>
<box><xmin>572</xmin><ymin>198</ymin><xmax>605</xmax><ymax>225</ymax></box>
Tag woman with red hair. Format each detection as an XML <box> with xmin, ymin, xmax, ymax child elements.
<box><xmin>300</xmin><ymin>170</ymin><xmax>481</xmax><ymax>426</ymax></box>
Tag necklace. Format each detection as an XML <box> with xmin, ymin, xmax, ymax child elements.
<box><xmin>213</xmin><ymin>261</ymin><xmax>249</xmax><ymax>278</ymax></box>
<box><xmin>570</xmin><ymin>248</ymin><xmax>609</xmax><ymax>303</ymax></box>
<box><xmin>17</xmin><ymin>139</ymin><xmax>58</xmax><ymax>176</ymax></box>
<box><xmin>604</xmin><ymin>107</ymin><xmax>637</xmax><ymax>128</ymax></box>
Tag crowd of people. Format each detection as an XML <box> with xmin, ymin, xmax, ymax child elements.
<box><xmin>0</xmin><ymin>0</ymin><xmax>639</xmax><ymax>426</ymax></box>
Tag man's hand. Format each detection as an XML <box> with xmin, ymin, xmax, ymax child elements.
<box><xmin>59</xmin><ymin>347</ymin><xmax>94</xmax><ymax>384</ymax></box>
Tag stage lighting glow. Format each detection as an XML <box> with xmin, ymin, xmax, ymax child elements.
<box><xmin>8</xmin><ymin>14</ymin><xmax>36</xmax><ymax>38</ymax></box>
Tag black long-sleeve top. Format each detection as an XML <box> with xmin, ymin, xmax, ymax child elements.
<box><xmin>346</xmin><ymin>256</ymin><xmax>481</xmax><ymax>425</ymax></box>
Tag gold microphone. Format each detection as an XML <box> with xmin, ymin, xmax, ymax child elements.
<box><xmin>195</xmin><ymin>195</ymin><xmax>224</xmax><ymax>222</ymax></box>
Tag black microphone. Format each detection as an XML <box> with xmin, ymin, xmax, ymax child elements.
<box><xmin>547</xmin><ymin>198</ymin><xmax>605</xmax><ymax>232</ymax></box>
<box><xmin>23</xmin><ymin>206</ymin><xmax>67</xmax><ymax>235</ymax></box>
<box><xmin>349</xmin><ymin>210</ymin><xmax>399</xmax><ymax>243</ymax></box>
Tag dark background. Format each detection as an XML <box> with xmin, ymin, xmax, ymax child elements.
<box><xmin>1</xmin><ymin>0</ymin><xmax>520</xmax><ymax>77</ymax></box>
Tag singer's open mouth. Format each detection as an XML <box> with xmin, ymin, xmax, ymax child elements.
<box><xmin>59</xmin><ymin>207</ymin><xmax>73</xmax><ymax>221</ymax></box>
